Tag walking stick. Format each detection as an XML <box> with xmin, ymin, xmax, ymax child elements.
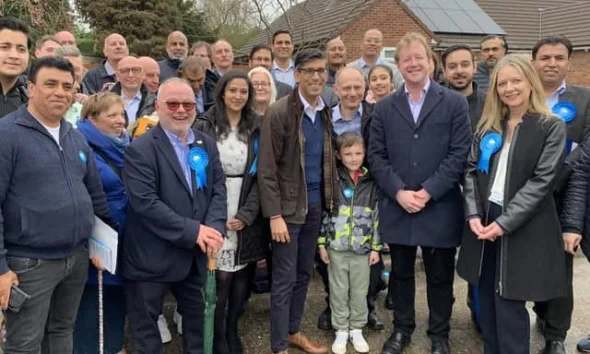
<box><xmin>98</xmin><ymin>269</ymin><xmax>104</xmax><ymax>354</ymax></box>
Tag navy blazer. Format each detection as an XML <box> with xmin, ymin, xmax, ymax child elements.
<box><xmin>123</xmin><ymin>124</ymin><xmax>227</xmax><ymax>282</ymax></box>
<box><xmin>368</xmin><ymin>81</ymin><xmax>472</xmax><ymax>247</ymax></box>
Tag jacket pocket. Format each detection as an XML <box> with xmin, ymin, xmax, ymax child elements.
<box><xmin>6</xmin><ymin>256</ymin><xmax>42</xmax><ymax>275</ymax></box>
<box><xmin>20</xmin><ymin>204</ymin><xmax>75</xmax><ymax>248</ymax></box>
<box><xmin>279</xmin><ymin>181</ymin><xmax>298</xmax><ymax>216</ymax></box>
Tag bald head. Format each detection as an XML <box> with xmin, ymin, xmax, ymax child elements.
<box><xmin>103</xmin><ymin>33</ymin><xmax>129</xmax><ymax>63</ymax></box>
<box><xmin>138</xmin><ymin>56</ymin><xmax>160</xmax><ymax>94</ymax></box>
<box><xmin>116</xmin><ymin>56</ymin><xmax>144</xmax><ymax>92</ymax></box>
<box><xmin>55</xmin><ymin>31</ymin><xmax>76</xmax><ymax>46</ymax></box>
<box><xmin>335</xmin><ymin>67</ymin><xmax>365</xmax><ymax>110</ymax></box>
<box><xmin>167</xmin><ymin>31</ymin><xmax>188</xmax><ymax>60</ymax></box>
<box><xmin>326</xmin><ymin>37</ymin><xmax>346</xmax><ymax>68</ymax></box>
<box><xmin>362</xmin><ymin>29</ymin><xmax>383</xmax><ymax>59</ymax></box>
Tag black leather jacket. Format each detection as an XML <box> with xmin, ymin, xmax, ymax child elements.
<box><xmin>561</xmin><ymin>137</ymin><xmax>590</xmax><ymax>260</ymax></box>
<box><xmin>458</xmin><ymin>114</ymin><xmax>568</xmax><ymax>301</ymax></box>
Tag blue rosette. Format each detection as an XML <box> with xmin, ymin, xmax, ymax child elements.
<box><xmin>248</xmin><ymin>137</ymin><xmax>259</xmax><ymax>176</ymax></box>
<box><xmin>477</xmin><ymin>132</ymin><xmax>502</xmax><ymax>174</ymax></box>
<box><xmin>553</xmin><ymin>101</ymin><xmax>577</xmax><ymax>156</ymax></box>
<box><xmin>188</xmin><ymin>147</ymin><xmax>209</xmax><ymax>189</ymax></box>
<box><xmin>343</xmin><ymin>187</ymin><xmax>354</xmax><ymax>199</ymax></box>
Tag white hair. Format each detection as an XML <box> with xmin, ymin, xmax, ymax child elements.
<box><xmin>247</xmin><ymin>67</ymin><xmax>277</xmax><ymax>106</ymax></box>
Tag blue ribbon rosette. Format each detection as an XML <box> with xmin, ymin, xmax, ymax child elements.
<box><xmin>552</xmin><ymin>101</ymin><xmax>577</xmax><ymax>156</ymax></box>
<box><xmin>248</xmin><ymin>137</ymin><xmax>259</xmax><ymax>176</ymax></box>
<box><xmin>188</xmin><ymin>147</ymin><xmax>209</xmax><ymax>189</ymax></box>
<box><xmin>477</xmin><ymin>132</ymin><xmax>502</xmax><ymax>174</ymax></box>
<box><xmin>343</xmin><ymin>187</ymin><xmax>354</xmax><ymax>199</ymax></box>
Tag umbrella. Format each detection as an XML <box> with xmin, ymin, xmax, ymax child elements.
<box><xmin>98</xmin><ymin>269</ymin><xmax>104</xmax><ymax>354</ymax></box>
<box><xmin>203</xmin><ymin>257</ymin><xmax>217</xmax><ymax>354</ymax></box>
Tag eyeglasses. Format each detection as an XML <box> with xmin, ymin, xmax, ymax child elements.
<box><xmin>165</xmin><ymin>101</ymin><xmax>196</xmax><ymax>112</ymax></box>
<box><xmin>298</xmin><ymin>67</ymin><xmax>327</xmax><ymax>76</ymax></box>
<box><xmin>252</xmin><ymin>81</ymin><xmax>270</xmax><ymax>88</ymax></box>
<box><xmin>119</xmin><ymin>67</ymin><xmax>142</xmax><ymax>75</ymax></box>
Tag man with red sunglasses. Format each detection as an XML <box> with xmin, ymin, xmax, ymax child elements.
<box><xmin>122</xmin><ymin>77</ymin><xmax>227</xmax><ymax>353</ymax></box>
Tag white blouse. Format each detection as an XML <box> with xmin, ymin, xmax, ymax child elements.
<box><xmin>488</xmin><ymin>142</ymin><xmax>511</xmax><ymax>207</ymax></box>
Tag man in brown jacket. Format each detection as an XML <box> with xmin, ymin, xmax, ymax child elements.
<box><xmin>258</xmin><ymin>48</ymin><xmax>338</xmax><ymax>354</ymax></box>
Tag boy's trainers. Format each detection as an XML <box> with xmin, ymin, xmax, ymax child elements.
<box><xmin>157</xmin><ymin>314</ymin><xmax>172</xmax><ymax>343</ymax></box>
<box><xmin>332</xmin><ymin>330</ymin><xmax>348</xmax><ymax>354</ymax></box>
<box><xmin>349</xmin><ymin>329</ymin><xmax>369</xmax><ymax>353</ymax></box>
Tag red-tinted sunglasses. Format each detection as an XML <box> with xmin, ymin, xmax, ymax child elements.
<box><xmin>165</xmin><ymin>101</ymin><xmax>196</xmax><ymax>112</ymax></box>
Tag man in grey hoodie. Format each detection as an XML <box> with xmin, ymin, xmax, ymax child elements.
<box><xmin>473</xmin><ymin>35</ymin><xmax>507</xmax><ymax>92</ymax></box>
<box><xmin>0</xmin><ymin>57</ymin><xmax>112</xmax><ymax>353</ymax></box>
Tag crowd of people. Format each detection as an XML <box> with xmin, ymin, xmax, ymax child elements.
<box><xmin>0</xmin><ymin>13</ymin><xmax>589</xmax><ymax>354</ymax></box>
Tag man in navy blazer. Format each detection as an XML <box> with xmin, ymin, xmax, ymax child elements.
<box><xmin>368</xmin><ymin>33</ymin><xmax>471</xmax><ymax>354</ymax></box>
<box><xmin>123</xmin><ymin>78</ymin><xmax>226</xmax><ymax>353</ymax></box>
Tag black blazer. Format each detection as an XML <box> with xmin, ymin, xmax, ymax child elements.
<box><xmin>122</xmin><ymin>124</ymin><xmax>227</xmax><ymax>282</ymax></box>
<box><xmin>368</xmin><ymin>81</ymin><xmax>472</xmax><ymax>247</ymax></box>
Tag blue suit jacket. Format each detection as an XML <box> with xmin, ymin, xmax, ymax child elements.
<box><xmin>368</xmin><ymin>81</ymin><xmax>472</xmax><ymax>247</ymax></box>
<box><xmin>122</xmin><ymin>124</ymin><xmax>227</xmax><ymax>282</ymax></box>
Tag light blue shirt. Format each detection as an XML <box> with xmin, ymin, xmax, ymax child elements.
<box><xmin>196</xmin><ymin>90</ymin><xmax>204</xmax><ymax>114</ymax></box>
<box><xmin>348</xmin><ymin>56</ymin><xmax>404</xmax><ymax>90</ymax></box>
<box><xmin>272</xmin><ymin>60</ymin><xmax>296</xmax><ymax>88</ymax></box>
<box><xmin>123</xmin><ymin>90</ymin><xmax>142</xmax><ymax>124</ymax></box>
<box><xmin>163</xmin><ymin>128</ymin><xmax>196</xmax><ymax>192</ymax></box>
<box><xmin>104</xmin><ymin>61</ymin><xmax>116</xmax><ymax>76</ymax></box>
<box><xmin>546</xmin><ymin>80</ymin><xmax>567</xmax><ymax>110</ymax></box>
<box><xmin>332</xmin><ymin>104</ymin><xmax>363</xmax><ymax>136</ymax></box>
<box><xmin>404</xmin><ymin>79</ymin><xmax>431</xmax><ymax>122</ymax></box>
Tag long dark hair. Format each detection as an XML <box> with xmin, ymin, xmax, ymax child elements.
<box><xmin>212</xmin><ymin>71</ymin><xmax>257</xmax><ymax>142</ymax></box>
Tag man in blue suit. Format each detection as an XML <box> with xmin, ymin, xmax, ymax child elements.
<box><xmin>123</xmin><ymin>78</ymin><xmax>227</xmax><ymax>353</ymax></box>
<box><xmin>368</xmin><ymin>33</ymin><xmax>471</xmax><ymax>354</ymax></box>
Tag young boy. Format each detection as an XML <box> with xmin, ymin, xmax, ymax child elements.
<box><xmin>318</xmin><ymin>132</ymin><xmax>381</xmax><ymax>354</ymax></box>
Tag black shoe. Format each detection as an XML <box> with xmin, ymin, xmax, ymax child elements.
<box><xmin>317</xmin><ymin>307</ymin><xmax>332</xmax><ymax>331</ymax></box>
<box><xmin>543</xmin><ymin>341</ymin><xmax>566</xmax><ymax>354</ymax></box>
<box><xmin>382</xmin><ymin>332</ymin><xmax>410</xmax><ymax>354</ymax></box>
<box><xmin>431</xmin><ymin>340</ymin><xmax>450</xmax><ymax>354</ymax></box>
<box><xmin>578</xmin><ymin>336</ymin><xmax>590</xmax><ymax>353</ymax></box>
<box><xmin>385</xmin><ymin>293</ymin><xmax>394</xmax><ymax>310</ymax></box>
<box><xmin>367</xmin><ymin>311</ymin><xmax>385</xmax><ymax>330</ymax></box>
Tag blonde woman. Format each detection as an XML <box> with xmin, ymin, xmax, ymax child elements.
<box><xmin>457</xmin><ymin>54</ymin><xmax>567</xmax><ymax>354</ymax></box>
<box><xmin>247</xmin><ymin>66</ymin><xmax>276</xmax><ymax>116</ymax></box>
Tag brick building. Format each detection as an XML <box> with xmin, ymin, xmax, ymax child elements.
<box><xmin>238</xmin><ymin>0</ymin><xmax>590</xmax><ymax>86</ymax></box>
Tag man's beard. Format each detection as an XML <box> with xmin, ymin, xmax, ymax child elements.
<box><xmin>448</xmin><ymin>80</ymin><xmax>472</xmax><ymax>92</ymax></box>
<box><xmin>169</xmin><ymin>52</ymin><xmax>186</xmax><ymax>60</ymax></box>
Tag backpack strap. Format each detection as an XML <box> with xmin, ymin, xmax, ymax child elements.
<box><xmin>93</xmin><ymin>148</ymin><xmax>122</xmax><ymax>179</ymax></box>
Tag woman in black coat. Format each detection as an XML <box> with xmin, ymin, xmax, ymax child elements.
<box><xmin>457</xmin><ymin>54</ymin><xmax>567</xmax><ymax>354</ymax></box>
<box><xmin>193</xmin><ymin>71</ymin><xmax>269</xmax><ymax>354</ymax></box>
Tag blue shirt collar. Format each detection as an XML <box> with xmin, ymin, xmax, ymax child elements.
<box><xmin>272</xmin><ymin>60</ymin><xmax>294</xmax><ymax>72</ymax></box>
<box><xmin>554</xmin><ymin>80</ymin><xmax>567</xmax><ymax>96</ymax></box>
<box><xmin>404</xmin><ymin>79</ymin><xmax>431</xmax><ymax>99</ymax></box>
<box><xmin>358</xmin><ymin>57</ymin><xmax>384</xmax><ymax>69</ymax></box>
<box><xmin>104</xmin><ymin>61</ymin><xmax>116</xmax><ymax>76</ymax></box>
<box><xmin>162</xmin><ymin>127</ymin><xmax>195</xmax><ymax>145</ymax></box>
<box><xmin>332</xmin><ymin>104</ymin><xmax>363</xmax><ymax>123</ymax></box>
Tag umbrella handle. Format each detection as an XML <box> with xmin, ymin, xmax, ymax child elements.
<box><xmin>208</xmin><ymin>257</ymin><xmax>215</xmax><ymax>271</ymax></box>
<box><xmin>98</xmin><ymin>269</ymin><xmax>104</xmax><ymax>354</ymax></box>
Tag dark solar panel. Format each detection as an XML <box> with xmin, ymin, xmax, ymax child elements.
<box><xmin>402</xmin><ymin>0</ymin><xmax>505</xmax><ymax>34</ymax></box>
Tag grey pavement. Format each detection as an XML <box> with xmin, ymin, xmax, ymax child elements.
<box><xmin>0</xmin><ymin>257</ymin><xmax>586</xmax><ymax>353</ymax></box>
<box><xmin>157</xmin><ymin>256</ymin><xmax>590</xmax><ymax>354</ymax></box>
